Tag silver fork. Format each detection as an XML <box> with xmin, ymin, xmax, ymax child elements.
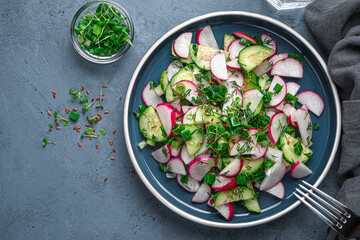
<box><xmin>294</xmin><ymin>180</ymin><xmax>360</xmax><ymax>239</ymax></box>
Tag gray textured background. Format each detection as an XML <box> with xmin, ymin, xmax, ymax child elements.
<box><xmin>0</xmin><ymin>0</ymin><xmax>339</xmax><ymax>239</ymax></box>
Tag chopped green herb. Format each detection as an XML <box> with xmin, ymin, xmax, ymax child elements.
<box><xmin>263</xmin><ymin>160</ymin><xmax>274</xmax><ymax>168</ymax></box>
<box><xmin>69</xmin><ymin>110</ymin><xmax>80</xmax><ymax>121</ymax></box>
<box><xmin>313</xmin><ymin>122</ymin><xmax>320</xmax><ymax>131</ymax></box>
<box><xmin>294</xmin><ymin>141</ymin><xmax>303</xmax><ymax>156</ymax></box>
<box><xmin>273</xmin><ymin>83</ymin><xmax>283</xmax><ymax>94</ymax></box>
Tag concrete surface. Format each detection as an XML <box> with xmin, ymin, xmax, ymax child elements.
<box><xmin>0</xmin><ymin>0</ymin><xmax>339</xmax><ymax>239</ymax></box>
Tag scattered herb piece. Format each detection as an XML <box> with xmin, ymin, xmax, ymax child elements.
<box><xmin>294</xmin><ymin>141</ymin><xmax>303</xmax><ymax>156</ymax></box>
<box><xmin>42</xmin><ymin>138</ymin><xmax>55</xmax><ymax>147</ymax></box>
<box><xmin>69</xmin><ymin>110</ymin><xmax>80</xmax><ymax>122</ymax></box>
<box><xmin>273</xmin><ymin>83</ymin><xmax>283</xmax><ymax>94</ymax></box>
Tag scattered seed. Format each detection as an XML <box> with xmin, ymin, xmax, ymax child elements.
<box><xmin>103</xmin><ymin>177</ymin><xmax>109</xmax><ymax>182</ymax></box>
<box><xmin>76</xmin><ymin>129</ymin><xmax>80</xmax><ymax>133</ymax></box>
<box><xmin>110</xmin><ymin>156</ymin><xmax>115</xmax><ymax>160</ymax></box>
<box><xmin>65</xmin><ymin>108</ymin><xmax>70</xmax><ymax>114</ymax></box>
<box><xmin>97</xmin><ymin>113</ymin><xmax>102</xmax><ymax>116</ymax></box>
<box><xmin>52</xmin><ymin>94</ymin><xmax>56</xmax><ymax>99</ymax></box>
<box><xmin>73</xmin><ymin>127</ymin><xmax>77</xmax><ymax>130</ymax></box>
<box><xmin>55</xmin><ymin>126</ymin><xmax>61</xmax><ymax>130</ymax></box>
<box><xmin>90</xmin><ymin>135</ymin><xmax>93</xmax><ymax>140</ymax></box>
<box><xmin>86</xmin><ymin>90</ymin><xmax>90</xmax><ymax>94</ymax></box>
<box><xmin>119</xmin><ymin>97</ymin><xmax>122</xmax><ymax>100</ymax></box>
<box><xmin>101</xmin><ymin>93</ymin><xmax>104</xmax><ymax>96</ymax></box>
<box><xmin>85</xmin><ymin>124</ymin><xmax>90</xmax><ymax>127</ymax></box>
<box><xmin>131</xmin><ymin>171</ymin><xmax>135</xmax><ymax>176</ymax></box>
<box><xmin>104</xmin><ymin>110</ymin><xmax>109</xmax><ymax>114</ymax></box>
<box><xmin>112</xmin><ymin>130</ymin><xmax>116</xmax><ymax>134</ymax></box>
<box><xmin>102</xmin><ymin>85</ymin><xmax>107</xmax><ymax>88</ymax></box>
<box><xmin>49</xmin><ymin>128</ymin><xmax>53</xmax><ymax>132</ymax></box>
<box><xmin>81</xmin><ymin>86</ymin><xmax>85</xmax><ymax>91</ymax></box>
<box><xmin>92</xmin><ymin>128</ymin><xmax>95</xmax><ymax>132</ymax></box>
<box><xmin>95</xmin><ymin>144</ymin><xmax>99</xmax><ymax>149</ymax></box>
<box><xmin>96</xmin><ymin>97</ymin><xmax>100</xmax><ymax>101</ymax></box>
<box><xmin>73</xmin><ymin>108</ymin><xmax>78</xmax><ymax>112</ymax></box>
<box><xmin>109</xmin><ymin>140</ymin><xmax>113</xmax><ymax>145</ymax></box>
<box><xmin>112</xmin><ymin>147</ymin><xmax>115</xmax><ymax>153</ymax></box>
<box><xmin>91</xmin><ymin>98</ymin><xmax>94</xmax><ymax>102</ymax></box>
<box><xmin>47</xmin><ymin>110</ymin><xmax>52</xmax><ymax>116</ymax></box>
<box><xmin>78</xmin><ymin>142</ymin><xmax>82</xmax><ymax>147</ymax></box>
<box><xmin>52</xmin><ymin>90</ymin><xmax>56</xmax><ymax>95</ymax></box>
<box><xmin>101</xmin><ymin>98</ymin><xmax>104</xmax><ymax>101</ymax></box>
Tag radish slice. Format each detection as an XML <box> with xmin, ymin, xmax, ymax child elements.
<box><xmin>222</xmin><ymin>88</ymin><xmax>243</xmax><ymax>116</ymax></box>
<box><xmin>261</xmin><ymin>34</ymin><xmax>277</xmax><ymax>58</ymax></box>
<box><xmin>165</xmin><ymin>157</ymin><xmax>186</xmax><ymax>175</ymax></box>
<box><xmin>288</xmin><ymin>113</ymin><xmax>298</xmax><ymax>128</ymax></box>
<box><xmin>270</xmin><ymin>58</ymin><xmax>304</xmax><ymax>78</ymax></box>
<box><xmin>173</xmin><ymin>32</ymin><xmax>192</xmax><ymax>59</ymax></box>
<box><xmin>156</xmin><ymin>103</ymin><xmax>176</xmax><ymax>137</ymax></box>
<box><xmin>167</xmin><ymin>60</ymin><xmax>183</xmax><ymax>80</ymax></box>
<box><xmin>265</xmin><ymin>147</ymin><xmax>283</xmax><ymax>163</ymax></box>
<box><xmin>166</xmin><ymin>172</ymin><xmax>176</xmax><ymax>178</ymax></box>
<box><xmin>233</xmin><ymin>32</ymin><xmax>257</xmax><ymax>44</ymax></box>
<box><xmin>192</xmin><ymin>183</ymin><xmax>212</xmax><ymax>203</ymax></box>
<box><xmin>242</xmin><ymin>89</ymin><xmax>263</xmax><ymax>113</ymax></box>
<box><xmin>274</xmin><ymin>102</ymin><xmax>284</xmax><ymax>112</ymax></box>
<box><xmin>266</xmin><ymin>109</ymin><xmax>277</xmax><ymax>119</ymax></box>
<box><xmin>177</xmin><ymin>174</ymin><xmax>200</xmax><ymax>192</ymax></box>
<box><xmin>286</xmin><ymin>82</ymin><xmax>300</xmax><ymax>96</ymax></box>
<box><xmin>181</xmin><ymin>144</ymin><xmax>195</xmax><ymax>165</ymax></box>
<box><xmin>215</xmin><ymin>203</ymin><xmax>234</xmax><ymax>221</ymax></box>
<box><xmin>220</xmin><ymin>158</ymin><xmax>243</xmax><ymax>178</ymax></box>
<box><xmin>196</xmin><ymin>25</ymin><xmax>219</xmax><ymax>49</ymax></box>
<box><xmin>170</xmin><ymin>145</ymin><xmax>181</xmax><ymax>157</ymax></box>
<box><xmin>294</xmin><ymin>108</ymin><xmax>312</xmax><ymax>146</ymax></box>
<box><xmin>210</xmin><ymin>53</ymin><xmax>228</xmax><ymax>80</ymax></box>
<box><xmin>228</xmin><ymin>71</ymin><xmax>244</xmax><ymax>89</ymax></box>
<box><xmin>227</xmin><ymin>39</ymin><xmax>245</xmax><ymax>60</ymax></box>
<box><xmin>230</xmin><ymin>140</ymin><xmax>256</xmax><ymax>156</ymax></box>
<box><xmin>207</xmin><ymin>198</ymin><xmax>215</xmax><ymax>207</ymax></box>
<box><xmin>174</xmin><ymin>110</ymin><xmax>181</xmax><ymax>118</ymax></box>
<box><xmin>260</xmin><ymin>162</ymin><xmax>286</xmax><ymax>190</ymax></box>
<box><xmin>226</xmin><ymin>58</ymin><xmax>242</xmax><ymax>70</ymax></box>
<box><xmin>282</xmin><ymin>103</ymin><xmax>296</xmax><ymax>116</ymax></box>
<box><xmin>252</xmin><ymin>59</ymin><xmax>272</xmax><ymax>76</ymax></box>
<box><xmin>290</xmin><ymin>161</ymin><xmax>313</xmax><ymax>178</ymax></box>
<box><xmin>268</xmin><ymin>53</ymin><xmax>288</xmax><ymax>66</ymax></box>
<box><xmin>296</xmin><ymin>91</ymin><xmax>325</xmax><ymax>117</ymax></box>
<box><xmin>151</xmin><ymin>144</ymin><xmax>171</xmax><ymax>163</ymax></box>
<box><xmin>268</xmin><ymin>75</ymin><xmax>287</xmax><ymax>107</ymax></box>
<box><xmin>188</xmin><ymin>157</ymin><xmax>216</xmax><ymax>181</ymax></box>
<box><xmin>211</xmin><ymin>176</ymin><xmax>237</xmax><ymax>191</ymax></box>
<box><xmin>170</xmin><ymin>99</ymin><xmax>182</xmax><ymax>112</ymax></box>
<box><xmin>182</xmin><ymin>106</ymin><xmax>199</xmax><ymax>125</ymax></box>
<box><xmin>248</xmin><ymin>128</ymin><xmax>268</xmax><ymax>160</ymax></box>
<box><xmin>142</xmin><ymin>82</ymin><xmax>163</xmax><ymax>107</ymax></box>
<box><xmin>264</xmin><ymin>181</ymin><xmax>285</xmax><ymax>199</ymax></box>
<box><xmin>269</xmin><ymin>113</ymin><xmax>288</xmax><ymax>144</ymax></box>
<box><xmin>181</xmin><ymin>105</ymin><xmax>192</xmax><ymax>114</ymax></box>
<box><xmin>197</xmin><ymin>136</ymin><xmax>210</xmax><ymax>156</ymax></box>
<box><xmin>172</xmin><ymin>80</ymin><xmax>199</xmax><ymax>103</ymax></box>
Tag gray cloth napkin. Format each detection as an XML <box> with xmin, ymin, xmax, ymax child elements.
<box><xmin>305</xmin><ymin>0</ymin><xmax>360</xmax><ymax>239</ymax></box>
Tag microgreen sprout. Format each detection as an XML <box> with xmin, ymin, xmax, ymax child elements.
<box><xmin>53</xmin><ymin>111</ymin><xmax>69</xmax><ymax>126</ymax></box>
<box><xmin>42</xmin><ymin>138</ymin><xmax>55</xmax><ymax>147</ymax></box>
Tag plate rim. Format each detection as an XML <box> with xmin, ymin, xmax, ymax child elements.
<box><xmin>123</xmin><ymin>11</ymin><xmax>341</xmax><ymax>228</ymax></box>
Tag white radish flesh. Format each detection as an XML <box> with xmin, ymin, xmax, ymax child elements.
<box><xmin>270</xmin><ymin>58</ymin><xmax>304</xmax><ymax>78</ymax></box>
<box><xmin>265</xmin><ymin>147</ymin><xmax>283</xmax><ymax>163</ymax></box>
<box><xmin>196</xmin><ymin>25</ymin><xmax>219</xmax><ymax>49</ymax></box>
<box><xmin>294</xmin><ymin>108</ymin><xmax>312</xmax><ymax>146</ymax></box>
<box><xmin>151</xmin><ymin>144</ymin><xmax>171</xmax><ymax>163</ymax></box>
<box><xmin>230</xmin><ymin>140</ymin><xmax>256</xmax><ymax>156</ymax></box>
<box><xmin>172</xmin><ymin>80</ymin><xmax>199</xmax><ymax>103</ymax></box>
<box><xmin>264</xmin><ymin>181</ymin><xmax>285</xmax><ymax>199</ymax></box>
<box><xmin>211</xmin><ymin>176</ymin><xmax>237</xmax><ymax>191</ymax></box>
<box><xmin>253</xmin><ymin>59</ymin><xmax>272</xmax><ymax>76</ymax></box>
<box><xmin>181</xmin><ymin>144</ymin><xmax>195</xmax><ymax>165</ymax></box>
<box><xmin>215</xmin><ymin>203</ymin><xmax>234</xmax><ymax>221</ymax></box>
<box><xmin>187</xmin><ymin>157</ymin><xmax>216</xmax><ymax>181</ymax></box>
<box><xmin>262</xmin><ymin>33</ymin><xmax>277</xmax><ymax>58</ymax></box>
<box><xmin>233</xmin><ymin>32</ymin><xmax>257</xmax><ymax>44</ymax></box>
<box><xmin>296</xmin><ymin>91</ymin><xmax>325</xmax><ymax>117</ymax></box>
<box><xmin>142</xmin><ymin>82</ymin><xmax>163</xmax><ymax>107</ymax></box>
<box><xmin>170</xmin><ymin>145</ymin><xmax>181</xmax><ymax>157</ymax></box>
<box><xmin>268</xmin><ymin>75</ymin><xmax>287</xmax><ymax>107</ymax></box>
<box><xmin>286</xmin><ymin>82</ymin><xmax>300</xmax><ymax>96</ymax></box>
<box><xmin>166</xmin><ymin>157</ymin><xmax>186</xmax><ymax>175</ymax></box>
<box><xmin>290</xmin><ymin>161</ymin><xmax>313</xmax><ymax>178</ymax></box>
<box><xmin>226</xmin><ymin>58</ymin><xmax>242</xmax><ymax>70</ymax></box>
<box><xmin>210</xmin><ymin>53</ymin><xmax>228</xmax><ymax>80</ymax></box>
<box><xmin>260</xmin><ymin>162</ymin><xmax>286</xmax><ymax>190</ymax></box>
<box><xmin>167</xmin><ymin>60</ymin><xmax>183</xmax><ymax>80</ymax></box>
<box><xmin>170</xmin><ymin>99</ymin><xmax>182</xmax><ymax>112</ymax></box>
<box><xmin>177</xmin><ymin>174</ymin><xmax>200</xmax><ymax>192</ymax></box>
<box><xmin>220</xmin><ymin>158</ymin><xmax>243</xmax><ymax>178</ymax></box>
<box><xmin>173</xmin><ymin>32</ymin><xmax>193</xmax><ymax>59</ymax></box>
<box><xmin>182</xmin><ymin>106</ymin><xmax>199</xmax><ymax>125</ymax></box>
<box><xmin>156</xmin><ymin>103</ymin><xmax>176</xmax><ymax>137</ymax></box>
<box><xmin>227</xmin><ymin>39</ymin><xmax>245</xmax><ymax>60</ymax></box>
<box><xmin>192</xmin><ymin>183</ymin><xmax>212</xmax><ymax>203</ymax></box>
<box><xmin>269</xmin><ymin>113</ymin><xmax>288</xmax><ymax>144</ymax></box>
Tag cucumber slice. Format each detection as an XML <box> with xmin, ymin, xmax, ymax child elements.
<box><xmin>165</xmin><ymin>66</ymin><xmax>194</xmax><ymax>103</ymax></box>
<box><xmin>240</xmin><ymin>158</ymin><xmax>264</xmax><ymax>174</ymax></box>
<box><xmin>238</xmin><ymin>45</ymin><xmax>274</xmax><ymax>72</ymax></box>
<box><xmin>242</xmin><ymin>76</ymin><xmax>261</xmax><ymax>91</ymax></box>
<box><xmin>194</xmin><ymin>107</ymin><xmax>204</xmax><ymax>124</ymax></box>
<box><xmin>160</xmin><ymin>70</ymin><xmax>168</xmax><ymax>92</ymax></box>
<box><xmin>189</xmin><ymin>44</ymin><xmax>229</xmax><ymax>70</ymax></box>
<box><xmin>194</xmin><ymin>105</ymin><xmax>222</xmax><ymax>124</ymax></box>
<box><xmin>253</xmin><ymin>99</ymin><xmax>264</xmax><ymax>116</ymax></box>
<box><xmin>223</xmin><ymin>34</ymin><xmax>235</xmax><ymax>51</ymax></box>
<box><xmin>203</xmin><ymin>115</ymin><xmax>223</xmax><ymax>128</ymax></box>
<box><xmin>258</xmin><ymin>74</ymin><xmax>271</xmax><ymax>91</ymax></box>
<box><xmin>183</xmin><ymin>124</ymin><xmax>204</xmax><ymax>156</ymax></box>
<box><xmin>280</xmin><ymin>133</ymin><xmax>313</xmax><ymax>164</ymax></box>
<box><xmin>214</xmin><ymin>186</ymin><xmax>254</xmax><ymax>207</ymax></box>
<box><xmin>243</xmin><ymin>181</ymin><xmax>261</xmax><ymax>213</ymax></box>
<box><xmin>139</xmin><ymin>106</ymin><xmax>167</xmax><ymax>142</ymax></box>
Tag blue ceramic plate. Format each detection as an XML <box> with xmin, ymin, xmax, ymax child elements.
<box><xmin>124</xmin><ymin>12</ymin><xmax>341</xmax><ymax>228</ymax></box>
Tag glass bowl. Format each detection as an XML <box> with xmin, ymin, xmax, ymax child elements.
<box><xmin>70</xmin><ymin>1</ymin><xmax>134</xmax><ymax>64</ymax></box>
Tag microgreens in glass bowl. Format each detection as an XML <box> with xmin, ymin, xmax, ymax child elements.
<box><xmin>70</xmin><ymin>1</ymin><xmax>134</xmax><ymax>64</ymax></box>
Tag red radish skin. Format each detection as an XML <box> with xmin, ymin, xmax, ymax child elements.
<box><xmin>167</xmin><ymin>60</ymin><xmax>183</xmax><ymax>80</ymax></box>
<box><xmin>151</xmin><ymin>144</ymin><xmax>172</xmax><ymax>163</ymax></box>
<box><xmin>226</xmin><ymin>58</ymin><xmax>242</xmax><ymax>70</ymax></box>
<box><xmin>188</xmin><ymin>157</ymin><xmax>216</xmax><ymax>181</ymax></box>
<box><xmin>294</xmin><ymin>108</ymin><xmax>312</xmax><ymax>146</ymax></box>
<box><xmin>172</xmin><ymin>80</ymin><xmax>199</xmax><ymax>103</ymax></box>
<box><xmin>173</xmin><ymin>32</ymin><xmax>192</xmax><ymax>59</ymax></box>
<box><xmin>296</xmin><ymin>91</ymin><xmax>325</xmax><ymax>117</ymax></box>
<box><xmin>269</xmin><ymin>113</ymin><xmax>288</xmax><ymax>144</ymax></box>
<box><xmin>290</xmin><ymin>161</ymin><xmax>313</xmax><ymax>178</ymax></box>
<box><xmin>177</xmin><ymin>174</ymin><xmax>200</xmax><ymax>192</ymax></box>
<box><xmin>175</xmin><ymin>110</ymin><xmax>181</xmax><ymax>118</ymax></box>
<box><xmin>215</xmin><ymin>203</ymin><xmax>235</xmax><ymax>221</ymax></box>
<box><xmin>196</xmin><ymin>25</ymin><xmax>219</xmax><ymax>49</ymax></box>
<box><xmin>270</xmin><ymin>58</ymin><xmax>304</xmax><ymax>78</ymax></box>
<box><xmin>260</xmin><ymin>162</ymin><xmax>286</xmax><ymax>190</ymax></box>
<box><xmin>192</xmin><ymin>183</ymin><xmax>212</xmax><ymax>203</ymax></box>
<box><xmin>233</xmin><ymin>32</ymin><xmax>257</xmax><ymax>44</ymax></box>
<box><xmin>210</xmin><ymin>53</ymin><xmax>228</xmax><ymax>80</ymax></box>
<box><xmin>182</xmin><ymin>106</ymin><xmax>199</xmax><ymax>125</ymax></box>
<box><xmin>142</xmin><ymin>82</ymin><xmax>163</xmax><ymax>107</ymax></box>
<box><xmin>286</xmin><ymin>82</ymin><xmax>300</xmax><ymax>96</ymax></box>
<box><xmin>227</xmin><ymin>39</ymin><xmax>245</xmax><ymax>60</ymax></box>
<box><xmin>288</xmin><ymin>114</ymin><xmax>298</xmax><ymax>128</ymax></box>
<box><xmin>268</xmin><ymin>75</ymin><xmax>287</xmax><ymax>107</ymax></box>
<box><xmin>207</xmin><ymin>198</ymin><xmax>215</xmax><ymax>207</ymax></box>
<box><xmin>156</xmin><ymin>103</ymin><xmax>176</xmax><ymax>137</ymax></box>
<box><xmin>211</xmin><ymin>176</ymin><xmax>237</xmax><ymax>191</ymax></box>
<box><xmin>220</xmin><ymin>158</ymin><xmax>243</xmax><ymax>178</ymax></box>
<box><xmin>262</xmin><ymin>34</ymin><xmax>277</xmax><ymax>58</ymax></box>
<box><xmin>165</xmin><ymin>157</ymin><xmax>186</xmax><ymax>175</ymax></box>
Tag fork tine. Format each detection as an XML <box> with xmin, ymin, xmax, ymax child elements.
<box><xmin>302</xmin><ymin>180</ymin><xmax>351</xmax><ymax>218</ymax></box>
<box><xmin>294</xmin><ymin>191</ymin><xmax>336</xmax><ymax>227</ymax></box>
<box><xmin>298</xmin><ymin>184</ymin><xmax>347</xmax><ymax>223</ymax></box>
